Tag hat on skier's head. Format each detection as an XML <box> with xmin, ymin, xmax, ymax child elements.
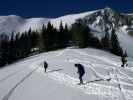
<box><xmin>75</xmin><ymin>63</ymin><xmax>80</xmax><ymax>67</ymax></box>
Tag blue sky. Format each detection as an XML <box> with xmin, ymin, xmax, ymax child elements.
<box><xmin>0</xmin><ymin>0</ymin><xmax>133</xmax><ymax>18</ymax></box>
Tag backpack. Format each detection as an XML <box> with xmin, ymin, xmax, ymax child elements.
<box><xmin>77</xmin><ymin>64</ymin><xmax>85</xmax><ymax>75</ymax></box>
<box><xmin>44</xmin><ymin>62</ymin><xmax>48</xmax><ymax>68</ymax></box>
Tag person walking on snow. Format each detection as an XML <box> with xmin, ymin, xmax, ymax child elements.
<box><xmin>121</xmin><ymin>53</ymin><xmax>128</xmax><ymax>67</ymax></box>
<box><xmin>44</xmin><ymin>61</ymin><xmax>48</xmax><ymax>72</ymax></box>
<box><xmin>75</xmin><ymin>63</ymin><xmax>85</xmax><ymax>84</ymax></box>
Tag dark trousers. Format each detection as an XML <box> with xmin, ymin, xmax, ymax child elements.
<box><xmin>79</xmin><ymin>75</ymin><xmax>83</xmax><ymax>84</ymax></box>
<box><xmin>44</xmin><ymin>67</ymin><xmax>47</xmax><ymax>72</ymax></box>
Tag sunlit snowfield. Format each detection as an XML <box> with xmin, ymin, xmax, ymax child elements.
<box><xmin>0</xmin><ymin>48</ymin><xmax>133</xmax><ymax>100</ymax></box>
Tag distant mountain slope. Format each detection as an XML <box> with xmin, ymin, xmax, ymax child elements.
<box><xmin>50</xmin><ymin>10</ymin><xmax>98</xmax><ymax>28</ymax></box>
<box><xmin>0</xmin><ymin>15</ymin><xmax>50</xmax><ymax>34</ymax></box>
<box><xmin>0</xmin><ymin>10</ymin><xmax>97</xmax><ymax>34</ymax></box>
<box><xmin>0</xmin><ymin>15</ymin><xmax>24</xmax><ymax>34</ymax></box>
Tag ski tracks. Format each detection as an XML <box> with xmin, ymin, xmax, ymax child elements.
<box><xmin>43</xmin><ymin>68</ymin><xmax>133</xmax><ymax>100</ymax></box>
<box><xmin>0</xmin><ymin>67</ymin><xmax>27</xmax><ymax>83</ymax></box>
<box><xmin>44</xmin><ymin>70</ymin><xmax>121</xmax><ymax>100</ymax></box>
<box><xmin>2</xmin><ymin>66</ymin><xmax>40</xmax><ymax>100</ymax></box>
<box><xmin>70</xmin><ymin>49</ymin><xmax>133</xmax><ymax>86</ymax></box>
<box><xmin>54</xmin><ymin>49</ymin><xmax>133</xmax><ymax>99</ymax></box>
<box><xmin>68</xmin><ymin>58</ymin><xmax>110</xmax><ymax>80</ymax></box>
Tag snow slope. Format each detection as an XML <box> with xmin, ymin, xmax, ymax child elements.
<box><xmin>50</xmin><ymin>10</ymin><xmax>98</xmax><ymax>29</ymax></box>
<box><xmin>0</xmin><ymin>15</ymin><xmax>50</xmax><ymax>34</ymax></box>
<box><xmin>0</xmin><ymin>15</ymin><xmax>24</xmax><ymax>34</ymax></box>
<box><xmin>0</xmin><ymin>48</ymin><xmax>133</xmax><ymax>100</ymax></box>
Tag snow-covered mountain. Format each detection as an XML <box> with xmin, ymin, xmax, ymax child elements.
<box><xmin>0</xmin><ymin>7</ymin><xmax>132</xmax><ymax>34</ymax></box>
<box><xmin>0</xmin><ymin>10</ymin><xmax>98</xmax><ymax>34</ymax></box>
<box><xmin>79</xmin><ymin>7</ymin><xmax>130</xmax><ymax>32</ymax></box>
<box><xmin>0</xmin><ymin>48</ymin><xmax>133</xmax><ymax>100</ymax></box>
<box><xmin>0</xmin><ymin>7</ymin><xmax>133</xmax><ymax>57</ymax></box>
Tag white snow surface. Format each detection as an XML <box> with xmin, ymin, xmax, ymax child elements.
<box><xmin>0</xmin><ymin>48</ymin><xmax>133</xmax><ymax>100</ymax></box>
<box><xmin>0</xmin><ymin>15</ymin><xmax>50</xmax><ymax>34</ymax></box>
<box><xmin>50</xmin><ymin>10</ymin><xmax>98</xmax><ymax>29</ymax></box>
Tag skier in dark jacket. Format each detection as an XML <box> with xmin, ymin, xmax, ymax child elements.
<box><xmin>44</xmin><ymin>61</ymin><xmax>48</xmax><ymax>72</ymax></box>
<box><xmin>75</xmin><ymin>63</ymin><xmax>85</xmax><ymax>84</ymax></box>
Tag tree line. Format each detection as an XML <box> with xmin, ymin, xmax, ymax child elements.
<box><xmin>0</xmin><ymin>21</ymin><xmax>123</xmax><ymax>67</ymax></box>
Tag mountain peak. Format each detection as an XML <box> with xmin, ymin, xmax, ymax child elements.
<box><xmin>102</xmin><ymin>6</ymin><xmax>116</xmax><ymax>14</ymax></box>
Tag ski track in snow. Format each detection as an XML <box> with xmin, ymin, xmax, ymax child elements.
<box><xmin>0</xmin><ymin>67</ymin><xmax>27</xmax><ymax>83</ymax></box>
<box><xmin>1</xmin><ymin>50</ymin><xmax>61</xmax><ymax>100</ymax></box>
<box><xmin>44</xmin><ymin>68</ymin><xmax>133</xmax><ymax>100</ymax></box>
<box><xmin>58</xmin><ymin>49</ymin><xmax>133</xmax><ymax>99</ymax></box>
<box><xmin>72</xmin><ymin>49</ymin><xmax>133</xmax><ymax>83</ymax></box>
<box><xmin>73</xmin><ymin>49</ymin><xmax>120</xmax><ymax>67</ymax></box>
<box><xmin>39</xmin><ymin>67</ymin><xmax>130</xmax><ymax>100</ymax></box>
<box><xmin>71</xmin><ymin>49</ymin><xmax>133</xmax><ymax>97</ymax></box>
<box><xmin>2</xmin><ymin>66</ymin><xmax>40</xmax><ymax>100</ymax></box>
<box><xmin>69</xmin><ymin>57</ymin><xmax>133</xmax><ymax>87</ymax></box>
<box><xmin>69</xmin><ymin>58</ymin><xmax>109</xmax><ymax>79</ymax></box>
<box><xmin>69</xmin><ymin>56</ymin><xmax>133</xmax><ymax>89</ymax></box>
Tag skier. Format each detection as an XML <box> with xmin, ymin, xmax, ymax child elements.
<box><xmin>44</xmin><ymin>61</ymin><xmax>48</xmax><ymax>72</ymax></box>
<box><xmin>75</xmin><ymin>63</ymin><xmax>85</xmax><ymax>84</ymax></box>
<box><xmin>121</xmin><ymin>54</ymin><xmax>128</xmax><ymax>67</ymax></box>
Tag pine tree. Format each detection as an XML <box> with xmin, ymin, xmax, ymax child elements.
<box><xmin>8</xmin><ymin>32</ymin><xmax>17</xmax><ymax>63</ymax></box>
<box><xmin>41</xmin><ymin>24</ymin><xmax>50</xmax><ymax>51</ymax></box>
<box><xmin>57</xmin><ymin>22</ymin><xmax>68</xmax><ymax>48</ymax></box>
<box><xmin>71</xmin><ymin>22</ymin><xmax>89</xmax><ymax>48</ymax></box>
<box><xmin>101</xmin><ymin>32</ymin><xmax>110</xmax><ymax>50</ymax></box>
<box><xmin>14</xmin><ymin>33</ymin><xmax>21</xmax><ymax>59</ymax></box>
<box><xmin>0</xmin><ymin>34</ymin><xmax>9</xmax><ymax>67</ymax></box>
<box><xmin>64</xmin><ymin>24</ymin><xmax>70</xmax><ymax>46</ymax></box>
<box><xmin>88</xmin><ymin>36</ymin><xmax>102</xmax><ymax>48</ymax></box>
